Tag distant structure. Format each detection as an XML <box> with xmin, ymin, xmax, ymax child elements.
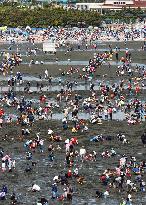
<box><xmin>76</xmin><ymin>0</ymin><xmax>146</xmax><ymax>12</ymax></box>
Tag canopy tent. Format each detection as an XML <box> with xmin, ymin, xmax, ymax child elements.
<box><xmin>43</xmin><ymin>42</ymin><xmax>56</xmax><ymax>52</ymax></box>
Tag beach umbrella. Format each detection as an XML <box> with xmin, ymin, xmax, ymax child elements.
<box><xmin>25</xmin><ymin>26</ymin><xmax>31</xmax><ymax>31</ymax></box>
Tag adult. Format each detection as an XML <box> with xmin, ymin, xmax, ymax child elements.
<box><xmin>141</xmin><ymin>132</ymin><xmax>146</xmax><ymax>147</ymax></box>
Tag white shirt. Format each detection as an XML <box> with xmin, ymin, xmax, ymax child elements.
<box><xmin>80</xmin><ymin>148</ymin><xmax>86</xmax><ymax>155</ymax></box>
<box><xmin>32</xmin><ymin>184</ymin><xmax>40</xmax><ymax>191</ymax></box>
<box><xmin>48</xmin><ymin>129</ymin><xmax>53</xmax><ymax>135</ymax></box>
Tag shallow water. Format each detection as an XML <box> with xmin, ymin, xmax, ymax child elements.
<box><xmin>4</xmin><ymin>109</ymin><xmax>145</xmax><ymax>123</ymax></box>
<box><xmin>21</xmin><ymin>60</ymin><xmax>146</xmax><ymax>67</ymax></box>
<box><xmin>0</xmin><ymin>75</ymin><xmax>65</xmax><ymax>83</ymax></box>
<box><xmin>72</xmin><ymin>197</ymin><xmax>119</xmax><ymax>205</ymax></box>
<box><xmin>51</xmin><ymin>111</ymin><xmax>126</xmax><ymax>121</ymax></box>
<box><xmin>0</xmin><ymin>47</ymin><xmax>135</xmax><ymax>53</ymax></box>
<box><xmin>3</xmin><ymin>111</ymin><xmax>126</xmax><ymax>122</ymax></box>
<box><xmin>0</xmin><ymin>83</ymin><xmax>145</xmax><ymax>93</ymax></box>
<box><xmin>57</xmin><ymin>48</ymin><xmax>135</xmax><ymax>52</ymax></box>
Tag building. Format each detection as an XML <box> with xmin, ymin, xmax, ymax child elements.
<box><xmin>76</xmin><ymin>0</ymin><xmax>146</xmax><ymax>12</ymax></box>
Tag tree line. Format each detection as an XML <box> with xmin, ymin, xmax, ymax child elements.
<box><xmin>0</xmin><ymin>5</ymin><xmax>145</xmax><ymax>27</ymax></box>
<box><xmin>0</xmin><ymin>6</ymin><xmax>101</xmax><ymax>27</ymax></box>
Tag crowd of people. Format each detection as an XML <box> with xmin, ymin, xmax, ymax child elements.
<box><xmin>0</xmin><ymin>23</ymin><xmax>145</xmax><ymax>205</ymax></box>
<box><xmin>0</xmin><ymin>22</ymin><xmax>145</xmax><ymax>46</ymax></box>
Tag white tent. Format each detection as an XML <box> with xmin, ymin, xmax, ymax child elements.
<box><xmin>43</xmin><ymin>42</ymin><xmax>56</xmax><ymax>52</ymax></box>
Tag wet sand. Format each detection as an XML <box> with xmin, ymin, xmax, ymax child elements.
<box><xmin>0</xmin><ymin>120</ymin><xmax>146</xmax><ymax>205</ymax></box>
<box><xmin>0</xmin><ymin>40</ymin><xmax>146</xmax><ymax>205</ymax></box>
